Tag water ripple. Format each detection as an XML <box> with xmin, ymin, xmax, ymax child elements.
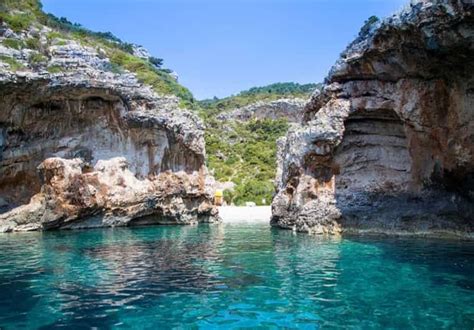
<box><xmin>0</xmin><ymin>225</ymin><xmax>472</xmax><ymax>328</ymax></box>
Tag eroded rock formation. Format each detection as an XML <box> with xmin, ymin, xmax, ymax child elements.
<box><xmin>0</xmin><ymin>23</ymin><xmax>218</xmax><ymax>231</ymax></box>
<box><xmin>0</xmin><ymin>157</ymin><xmax>217</xmax><ymax>231</ymax></box>
<box><xmin>272</xmin><ymin>0</ymin><xmax>474</xmax><ymax>238</ymax></box>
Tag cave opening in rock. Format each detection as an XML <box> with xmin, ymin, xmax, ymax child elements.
<box><xmin>334</xmin><ymin>109</ymin><xmax>412</xmax><ymax>195</ymax></box>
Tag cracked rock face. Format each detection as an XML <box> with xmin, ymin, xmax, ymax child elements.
<box><xmin>216</xmin><ymin>98</ymin><xmax>307</xmax><ymax>123</ymax></box>
<box><xmin>0</xmin><ymin>24</ymin><xmax>218</xmax><ymax>232</ymax></box>
<box><xmin>272</xmin><ymin>0</ymin><xmax>474</xmax><ymax>238</ymax></box>
<box><xmin>0</xmin><ymin>157</ymin><xmax>218</xmax><ymax>232</ymax></box>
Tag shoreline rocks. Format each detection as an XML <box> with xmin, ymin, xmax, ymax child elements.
<box><xmin>0</xmin><ymin>157</ymin><xmax>218</xmax><ymax>232</ymax></box>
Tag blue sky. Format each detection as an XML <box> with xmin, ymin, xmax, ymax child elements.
<box><xmin>42</xmin><ymin>0</ymin><xmax>406</xmax><ymax>99</ymax></box>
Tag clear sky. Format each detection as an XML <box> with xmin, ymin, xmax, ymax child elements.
<box><xmin>42</xmin><ymin>0</ymin><xmax>407</xmax><ymax>99</ymax></box>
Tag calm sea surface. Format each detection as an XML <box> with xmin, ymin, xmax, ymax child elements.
<box><xmin>0</xmin><ymin>223</ymin><xmax>473</xmax><ymax>329</ymax></box>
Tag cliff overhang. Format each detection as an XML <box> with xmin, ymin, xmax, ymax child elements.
<box><xmin>0</xmin><ymin>21</ymin><xmax>219</xmax><ymax>231</ymax></box>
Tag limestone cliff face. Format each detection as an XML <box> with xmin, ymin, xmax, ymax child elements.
<box><xmin>216</xmin><ymin>98</ymin><xmax>307</xmax><ymax>123</ymax></box>
<box><xmin>0</xmin><ymin>22</ymin><xmax>218</xmax><ymax>231</ymax></box>
<box><xmin>272</xmin><ymin>0</ymin><xmax>474</xmax><ymax>238</ymax></box>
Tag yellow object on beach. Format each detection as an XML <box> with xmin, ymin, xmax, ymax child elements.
<box><xmin>214</xmin><ymin>189</ymin><xmax>224</xmax><ymax>206</ymax></box>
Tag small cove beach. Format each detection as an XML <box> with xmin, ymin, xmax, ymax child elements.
<box><xmin>218</xmin><ymin>206</ymin><xmax>272</xmax><ymax>224</ymax></box>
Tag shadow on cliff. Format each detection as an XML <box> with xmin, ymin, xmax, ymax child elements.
<box><xmin>336</xmin><ymin>189</ymin><xmax>474</xmax><ymax>238</ymax></box>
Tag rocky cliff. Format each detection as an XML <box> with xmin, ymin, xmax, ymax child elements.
<box><xmin>272</xmin><ymin>0</ymin><xmax>474</xmax><ymax>238</ymax></box>
<box><xmin>0</xmin><ymin>6</ymin><xmax>218</xmax><ymax>231</ymax></box>
<box><xmin>216</xmin><ymin>98</ymin><xmax>307</xmax><ymax>123</ymax></box>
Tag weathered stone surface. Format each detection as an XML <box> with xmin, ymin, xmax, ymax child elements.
<box><xmin>272</xmin><ymin>0</ymin><xmax>474</xmax><ymax>239</ymax></box>
<box><xmin>0</xmin><ymin>22</ymin><xmax>219</xmax><ymax>231</ymax></box>
<box><xmin>0</xmin><ymin>157</ymin><xmax>218</xmax><ymax>232</ymax></box>
<box><xmin>216</xmin><ymin>98</ymin><xmax>307</xmax><ymax>123</ymax></box>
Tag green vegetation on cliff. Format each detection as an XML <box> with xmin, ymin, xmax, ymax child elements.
<box><xmin>199</xmin><ymin>82</ymin><xmax>318</xmax><ymax>119</ymax></box>
<box><xmin>205</xmin><ymin>117</ymin><xmax>289</xmax><ymax>206</ymax></box>
<box><xmin>106</xmin><ymin>49</ymin><xmax>195</xmax><ymax>107</ymax></box>
<box><xmin>200</xmin><ymin>83</ymin><xmax>318</xmax><ymax>205</ymax></box>
<box><xmin>0</xmin><ymin>55</ymin><xmax>24</xmax><ymax>71</ymax></box>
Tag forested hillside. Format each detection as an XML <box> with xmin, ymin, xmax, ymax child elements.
<box><xmin>200</xmin><ymin>83</ymin><xmax>319</xmax><ymax>205</ymax></box>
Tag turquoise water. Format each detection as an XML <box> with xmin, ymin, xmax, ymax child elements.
<box><xmin>0</xmin><ymin>223</ymin><xmax>473</xmax><ymax>329</ymax></box>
